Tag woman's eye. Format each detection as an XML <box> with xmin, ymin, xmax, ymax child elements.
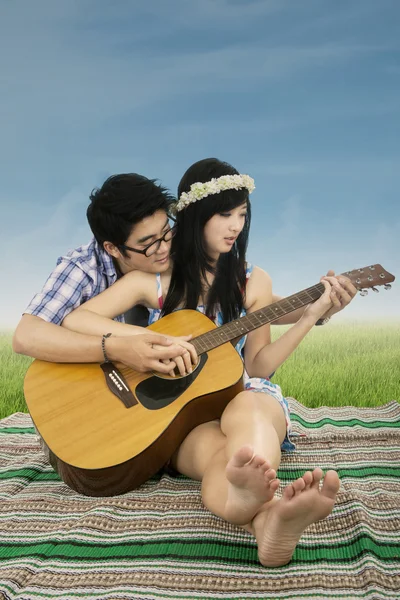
<box><xmin>219</xmin><ymin>213</ymin><xmax>230</xmax><ymax>217</ymax></box>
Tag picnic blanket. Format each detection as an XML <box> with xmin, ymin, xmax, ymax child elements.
<box><xmin>0</xmin><ymin>398</ymin><xmax>399</xmax><ymax>600</ymax></box>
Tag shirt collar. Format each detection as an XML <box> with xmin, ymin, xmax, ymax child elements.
<box><xmin>94</xmin><ymin>239</ymin><xmax>119</xmax><ymax>283</ymax></box>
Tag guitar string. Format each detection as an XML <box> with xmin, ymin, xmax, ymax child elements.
<box><xmin>192</xmin><ymin>283</ymin><xmax>326</xmax><ymax>352</ymax></box>
<box><xmin>189</xmin><ymin>267</ymin><xmax>385</xmax><ymax>354</ymax></box>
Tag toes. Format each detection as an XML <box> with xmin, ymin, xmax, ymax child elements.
<box><xmin>283</xmin><ymin>477</ymin><xmax>305</xmax><ymax>499</ymax></box>
<box><xmin>265</xmin><ymin>468</ymin><xmax>276</xmax><ymax>482</ymax></box>
<box><xmin>231</xmin><ymin>445</ymin><xmax>254</xmax><ymax>468</ymax></box>
<box><xmin>302</xmin><ymin>471</ymin><xmax>313</xmax><ymax>488</ymax></box>
<box><xmin>283</xmin><ymin>483</ymin><xmax>295</xmax><ymax>500</ymax></box>
<box><xmin>311</xmin><ymin>467</ymin><xmax>324</xmax><ymax>488</ymax></box>
<box><xmin>321</xmin><ymin>470</ymin><xmax>340</xmax><ymax>499</ymax></box>
<box><xmin>292</xmin><ymin>477</ymin><xmax>306</xmax><ymax>494</ymax></box>
<box><xmin>270</xmin><ymin>479</ymin><xmax>280</xmax><ymax>493</ymax></box>
<box><xmin>251</xmin><ymin>455</ymin><xmax>266</xmax><ymax>469</ymax></box>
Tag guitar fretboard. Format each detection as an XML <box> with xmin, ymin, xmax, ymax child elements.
<box><xmin>191</xmin><ymin>282</ymin><xmax>325</xmax><ymax>354</ymax></box>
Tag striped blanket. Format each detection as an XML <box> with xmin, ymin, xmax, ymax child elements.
<box><xmin>0</xmin><ymin>399</ymin><xmax>399</xmax><ymax>600</ymax></box>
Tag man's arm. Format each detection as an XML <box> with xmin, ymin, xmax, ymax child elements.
<box><xmin>13</xmin><ymin>314</ymin><xmax>106</xmax><ymax>363</ymax></box>
<box><xmin>12</xmin><ymin>314</ymin><xmax>196</xmax><ymax>375</ymax></box>
<box><xmin>14</xmin><ymin>258</ymin><xmax>118</xmax><ymax>361</ymax></box>
<box><xmin>13</xmin><ymin>258</ymin><xmax>197</xmax><ymax>372</ymax></box>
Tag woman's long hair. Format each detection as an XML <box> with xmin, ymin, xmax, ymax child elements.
<box><xmin>162</xmin><ymin>158</ymin><xmax>251</xmax><ymax>324</ymax></box>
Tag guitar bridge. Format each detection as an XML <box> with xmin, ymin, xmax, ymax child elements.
<box><xmin>100</xmin><ymin>362</ymin><xmax>137</xmax><ymax>408</ymax></box>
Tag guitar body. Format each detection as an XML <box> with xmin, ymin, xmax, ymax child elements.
<box><xmin>24</xmin><ymin>309</ymin><xmax>245</xmax><ymax>496</ymax></box>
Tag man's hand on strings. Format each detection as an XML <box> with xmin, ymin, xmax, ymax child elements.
<box><xmin>153</xmin><ymin>335</ymin><xmax>198</xmax><ymax>377</ymax></box>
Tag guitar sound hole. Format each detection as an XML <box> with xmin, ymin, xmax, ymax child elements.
<box><xmin>136</xmin><ymin>354</ymin><xmax>208</xmax><ymax>410</ymax></box>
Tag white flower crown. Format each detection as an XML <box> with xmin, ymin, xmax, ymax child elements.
<box><xmin>171</xmin><ymin>174</ymin><xmax>255</xmax><ymax>214</ymax></box>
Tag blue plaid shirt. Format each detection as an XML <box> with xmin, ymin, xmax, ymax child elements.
<box><xmin>24</xmin><ymin>238</ymin><xmax>125</xmax><ymax>325</ymax></box>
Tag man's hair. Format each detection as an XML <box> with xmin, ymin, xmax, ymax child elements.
<box><xmin>87</xmin><ymin>173</ymin><xmax>175</xmax><ymax>253</ymax></box>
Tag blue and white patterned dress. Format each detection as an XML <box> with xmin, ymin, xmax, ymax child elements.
<box><xmin>148</xmin><ymin>263</ymin><xmax>295</xmax><ymax>452</ymax></box>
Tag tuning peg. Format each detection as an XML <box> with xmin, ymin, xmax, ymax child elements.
<box><xmin>372</xmin><ymin>287</ymin><xmax>379</xmax><ymax>293</ymax></box>
<box><xmin>360</xmin><ymin>289</ymin><xmax>368</xmax><ymax>296</ymax></box>
<box><xmin>384</xmin><ymin>284</ymin><xmax>392</xmax><ymax>290</ymax></box>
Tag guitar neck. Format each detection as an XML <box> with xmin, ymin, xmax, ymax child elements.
<box><xmin>188</xmin><ymin>262</ymin><xmax>396</xmax><ymax>355</ymax></box>
<box><xmin>191</xmin><ymin>281</ymin><xmax>326</xmax><ymax>355</ymax></box>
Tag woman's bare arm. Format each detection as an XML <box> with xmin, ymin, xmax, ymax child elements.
<box><xmin>243</xmin><ymin>267</ymin><xmax>332</xmax><ymax>378</ymax></box>
<box><xmin>61</xmin><ymin>270</ymin><xmax>156</xmax><ymax>337</ymax></box>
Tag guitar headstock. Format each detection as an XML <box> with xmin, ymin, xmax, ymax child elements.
<box><xmin>341</xmin><ymin>264</ymin><xmax>395</xmax><ymax>296</ymax></box>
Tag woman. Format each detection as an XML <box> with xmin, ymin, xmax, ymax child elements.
<box><xmin>62</xmin><ymin>158</ymin><xmax>354</xmax><ymax>566</ymax></box>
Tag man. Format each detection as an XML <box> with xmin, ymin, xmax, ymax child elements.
<box><xmin>13</xmin><ymin>172</ymin><xmax>354</xmax><ymax>373</ymax></box>
<box><xmin>13</xmin><ymin>173</ymin><xmax>196</xmax><ymax>375</ymax></box>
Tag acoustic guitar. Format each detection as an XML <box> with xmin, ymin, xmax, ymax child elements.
<box><xmin>24</xmin><ymin>264</ymin><xmax>395</xmax><ymax>496</ymax></box>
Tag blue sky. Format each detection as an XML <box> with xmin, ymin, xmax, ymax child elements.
<box><xmin>1</xmin><ymin>0</ymin><xmax>399</xmax><ymax>329</ymax></box>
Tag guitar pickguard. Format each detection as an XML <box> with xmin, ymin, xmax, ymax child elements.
<box><xmin>136</xmin><ymin>353</ymin><xmax>209</xmax><ymax>410</ymax></box>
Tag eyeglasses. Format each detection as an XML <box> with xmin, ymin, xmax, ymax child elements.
<box><xmin>120</xmin><ymin>225</ymin><xmax>177</xmax><ymax>257</ymax></box>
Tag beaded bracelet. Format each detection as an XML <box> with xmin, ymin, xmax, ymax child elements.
<box><xmin>102</xmin><ymin>333</ymin><xmax>112</xmax><ymax>362</ymax></box>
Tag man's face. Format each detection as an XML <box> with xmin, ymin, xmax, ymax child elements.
<box><xmin>106</xmin><ymin>209</ymin><xmax>174</xmax><ymax>275</ymax></box>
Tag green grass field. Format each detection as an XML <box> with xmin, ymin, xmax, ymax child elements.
<box><xmin>270</xmin><ymin>321</ymin><xmax>400</xmax><ymax>408</ymax></box>
<box><xmin>1</xmin><ymin>322</ymin><xmax>399</xmax><ymax>419</ymax></box>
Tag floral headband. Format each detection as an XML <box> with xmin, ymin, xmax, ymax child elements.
<box><xmin>171</xmin><ymin>174</ymin><xmax>255</xmax><ymax>214</ymax></box>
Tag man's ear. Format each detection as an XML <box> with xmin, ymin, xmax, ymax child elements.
<box><xmin>103</xmin><ymin>241</ymin><xmax>120</xmax><ymax>259</ymax></box>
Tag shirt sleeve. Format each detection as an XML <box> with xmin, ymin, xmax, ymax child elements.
<box><xmin>24</xmin><ymin>259</ymin><xmax>93</xmax><ymax>325</ymax></box>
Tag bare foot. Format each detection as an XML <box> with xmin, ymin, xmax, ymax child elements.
<box><xmin>253</xmin><ymin>468</ymin><xmax>340</xmax><ymax>567</ymax></box>
<box><xmin>225</xmin><ymin>445</ymin><xmax>279</xmax><ymax>525</ymax></box>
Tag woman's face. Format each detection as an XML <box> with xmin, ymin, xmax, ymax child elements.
<box><xmin>203</xmin><ymin>202</ymin><xmax>248</xmax><ymax>259</ymax></box>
